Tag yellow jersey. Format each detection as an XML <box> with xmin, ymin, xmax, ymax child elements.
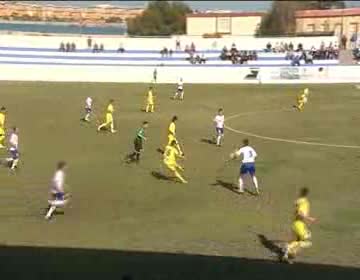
<box><xmin>147</xmin><ymin>90</ymin><xmax>154</xmax><ymax>103</ymax></box>
<box><xmin>295</xmin><ymin>197</ymin><xmax>310</xmax><ymax>221</ymax></box>
<box><xmin>169</xmin><ymin>122</ymin><xmax>176</xmax><ymax>135</ymax></box>
<box><xmin>107</xmin><ymin>104</ymin><xmax>114</xmax><ymax>114</ymax></box>
<box><xmin>0</xmin><ymin>112</ymin><xmax>5</xmax><ymax>128</ymax></box>
<box><xmin>164</xmin><ymin>145</ymin><xmax>179</xmax><ymax>164</ymax></box>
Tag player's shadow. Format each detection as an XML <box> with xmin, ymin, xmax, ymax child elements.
<box><xmin>211</xmin><ymin>179</ymin><xmax>240</xmax><ymax>195</ymax></box>
<box><xmin>1</xmin><ymin>244</ymin><xmax>359</xmax><ymax>280</ymax></box>
<box><xmin>200</xmin><ymin>138</ymin><xmax>216</xmax><ymax>145</ymax></box>
<box><xmin>257</xmin><ymin>234</ymin><xmax>284</xmax><ymax>259</ymax></box>
<box><xmin>211</xmin><ymin>180</ymin><xmax>258</xmax><ymax>196</ymax></box>
<box><xmin>151</xmin><ymin>171</ymin><xmax>173</xmax><ymax>182</ymax></box>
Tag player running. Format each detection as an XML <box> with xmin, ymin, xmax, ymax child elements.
<box><xmin>6</xmin><ymin>127</ymin><xmax>19</xmax><ymax>170</ymax></box>
<box><xmin>167</xmin><ymin>116</ymin><xmax>184</xmax><ymax>156</ymax></box>
<box><xmin>97</xmin><ymin>99</ymin><xmax>116</xmax><ymax>133</ymax></box>
<box><xmin>125</xmin><ymin>121</ymin><xmax>149</xmax><ymax>164</ymax></box>
<box><xmin>294</xmin><ymin>88</ymin><xmax>309</xmax><ymax>112</ymax></box>
<box><xmin>45</xmin><ymin>161</ymin><xmax>70</xmax><ymax>220</ymax></box>
<box><xmin>145</xmin><ymin>86</ymin><xmax>155</xmax><ymax>113</ymax></box>
<box><xmin>173</xmin><ymin>78</ymin><xmax>184</xmax><ymax>100</ymax></box>
<box><xmin>213</xmin><ymin>108</ymin><xmax>225</xmax><ymax>147</ymax></box>
<box><xmin>163</xmin><ymin>140</ymin><xmax>187</xmax><ymax>184</ymax></box>
<box><xmin>230</xmin><ymin>138</ymin><xmax>259</xmax><ymax>194</ymax></box>
<box><xmin>83</xmin><ymin>96</ymin><xmax>93</xmax><ymax>122</ymax></box>
<box><xmin>0</xmin><ymin>106</ymin><xmax>6</xmax><ymax>148</ymax></box>
<box><xmin>281</xmin><ymin>187</ymin><xmax>316</xmax><ymax>264</ymax></box>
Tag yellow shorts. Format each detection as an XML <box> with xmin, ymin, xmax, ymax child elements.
<box><xmin>147</xmin><ymin>99</ymin><xmax>154</xmax><ymax>105</ymax></box>
<box><xmin>292</xmin><ymin>220</ymin><xmax>311</xmax><ymax>241</ymax></box>
<box><xmin>164</xmin><ymin>160</ymin><xmax>177</xmax><ymax>171</ymax></box>
<box><xmin>105</xmin><ymin>113</ymin><xmax>113</xmax><ymax>124</ymax></box>
<box><xmin>168</xmin><ymin>134</ymin><xmax>177</xmax><ymax>145</ymax></box>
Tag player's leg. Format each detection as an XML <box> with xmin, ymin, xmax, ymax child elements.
<box><xmin>238</xmin><ymin>165</ymin><xmax>246</xmax><ymax>193</ymax></box>
<box><xmin>216</xmin><ymin>128</ymin><xmax>223</xmax><ymax>146</ymax></box>
<box><xmin>173</xmin><ymin>89</ymin><xmax>179</xmax><ymax>99</ymax></box>
<box><xmin>0</xmin><ymin>129</ymin><xmax>5</xmax><ymax>148</ymax></box>
<box><xmin>10</xmin><ymin>149</ymin><xmax>19</xmax><ymax>170</ymax></box>
<box><xmin>45</xmin><ymin>205</ymin><xmax>57</xmax><ymax>220</ymax></box>
<box><xmin>97</xmin><ymin>117</ymin><xmax>108</xmax><ymax>131</ymax></box>
<box><xmin>150</xmin><ymin>103</ymin><xmax>154</xmax><ymax>113</ymax></box>
<box><xmin>283</xmin><ymin>221</ymin><xmax>307</xmax><ymax>262</ymax></box>
<box><xmin>180</xmin><ymin>89</ymin><xmax>184</xmax><ymax>100</ymax></box>
<box><xmin>145</xmin><ymin>102</ymin><xmax>150</xmax><ymax>113</ymax></box>
<box><xmin>134</xmin><ymin>139</ymin><xmax>142</xmax><ymax>162</ymax></box>
<box><xmin>109</xmin><ymin>115</ymin><xmax>116</xmax><ymax>133</ymax></box>
<box><xmin>174</xmin><ymin>169</ymin><xmax>187</xmax><ymax>184</ymax></box>
<box><xmin>45</xmin><ymin>193</ymin><xmax>69</xmax><ymax>220</ymax></box>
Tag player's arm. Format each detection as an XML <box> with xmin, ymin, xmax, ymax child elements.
<box><xmin>230</xmin><ymin>148</ymin><xmax>241</xmax><ymax>160</ymax></box>
<box><xmin>298</xmin><ymin>209</ymin><xmax>316</xmax><ymax>224</ymax></box>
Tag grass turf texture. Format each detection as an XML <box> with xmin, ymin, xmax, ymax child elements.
<box><xmin>0</xmin><ymin>82</ymin><xmax>359</xmax><ymax>279</ymax></box>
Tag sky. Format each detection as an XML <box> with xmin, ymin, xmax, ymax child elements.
<box><xmin>24</xmin><ymin>1</ymin><xmax>360</xmax><ymax>11</ymax></box>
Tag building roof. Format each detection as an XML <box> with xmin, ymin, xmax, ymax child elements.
<box><xmin>296</xmin><ymin>7</ymin><xmax>360</xmax><ymax>18</ymax></box>
<box><xmin>186</xmin><ymin>11</ymin><xmax>265</xmax><ymax>18</ymax></box>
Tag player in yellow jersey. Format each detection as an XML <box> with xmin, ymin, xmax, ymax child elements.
<box><xmin>294</xmin><ymin>88</ymin><xmax>309</xmax><ymax>112</ymax></box>
<box><xmin>97</xmin><ymin>99</ymin><xmax>116</xmax><ymax>133</ymax></box>
<box><xmin>145</xmin><ymin>86</ymin><xmax>155</xmax><ymax>113</ymax></box>
<box><xmin>167</xmin><ymin>116</ymin><xmax>184</xmax><ymax>155</ymax></box>
<box><xmin>282</xmin><ymin>187</ymin><xmax>316</xmax><ymax>264</ymax></box>
<box><xmin>0</xmin><ymin>107</ymin><xmax>6</xmax><ymax>148</ymax></box>
<box><xmin>163</xmin><ymin>140</ymin><xmax>187</xmax><ymax>184</ymax></box>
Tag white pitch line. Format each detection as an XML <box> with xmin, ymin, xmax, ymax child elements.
<box><xmin>225</xmin><ymin>109</ymin><xmax>360</xmax><ymax>149</ymax></box>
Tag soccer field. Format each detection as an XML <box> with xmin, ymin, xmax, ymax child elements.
<box><xmin>0</xmin><ymin>82</ymin><xmax>359</xmax><ymax>279</ymax></box>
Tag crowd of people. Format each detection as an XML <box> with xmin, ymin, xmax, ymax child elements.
<box><xmin>59</xmin><ymin>42</ymin><xmax>76</xmax><ymax>52</ymax></box>
<box><xmin>220</xmin><ymin>44</ymin><xmax>258</xmax><ymax>64</ymax></box>
<box><xmin>160</xmin><ymin>47</ymin><xmax>174</xmax><ymax>57</ymax></box>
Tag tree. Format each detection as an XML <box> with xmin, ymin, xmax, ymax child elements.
<box><xmin>126</xmin><ymin>1</ymin><xmax>192</xmax><ymax>36</ymax></box>
<box><xmin>258</xmin><ymin>0</ymin><xmax>346</xmax><ymax>36</ymax></box>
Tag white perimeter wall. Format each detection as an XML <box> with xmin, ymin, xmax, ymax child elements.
<box><xmin>0</xmin><ymin>64</ymin><xmax>359</xmax><ymax>84</ymax></box>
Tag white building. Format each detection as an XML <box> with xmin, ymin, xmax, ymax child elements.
<box><xmin>186</xmin><ymin>12</ymin><xmax>265</xmax><ymax>36</ymax></box>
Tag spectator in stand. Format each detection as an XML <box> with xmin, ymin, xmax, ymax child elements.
<box><xmin>117</xmin><ymin>42</ymin><xmax>125</xmax><ymax>53</ymax></box>
<box><xmin>266</xmin><ymin>42</ymin><xmax>272</xmax><ymax>52</ymax></box>
<box><xmin>303</xmin><ymin>51</ymin><xmax>313</xmax><ymax>64</ymax></box>
<box><xmin>289</xmin><ymin>42</ymin><xmax>294</xmax><ymax>50</ymax></box>
<box><xmin>200</xmin><ymin>53</ymin><xmax>206</xmax><ymax>64</ymax></box>
<box><xmin>99</xmin><ymin>43</ymin><xmax>104</xmax><ymax>52</ymax></box>
<box><xmin>284</xmin><ymin>42</ymin><xmax>289</xmax><ymax>51</ymax></box>
<box><xmin>65</xmin><ymin>42</ymin><xmax>71</xmax><ymax>52</ymax></box>
<box><xmin>190</xmin><ymin>42</ymin><xmax>196</xmax><ymax>53</ymax></box>
<box><xmin>184</xmin><ymin>44</ymin><xmax>190</xmax><ymax>53</ymax></box>
<box><xmin>169</xmin><ymin>49</ymin><xmax>173</xmax><ymax>57</ymax></box>
<box><xmin>93</xmin><ymin>43</ymin><xmax>99</xmax><ymax>53</ymax></box>
<box><xmin>71</xmin><ymin>42</ymin><xmax>76</xmax><ymax>52</ymax></box>
<box><xmin>87</xmin><ymin>36</ymin><xmax>92</xmax><ymax>49</ymax></box>
<box><xmin>350</xmin><ymin>33</ymin><xmax>357</xmax><ymax>49</ymax></box>
<box><xmin>175</xmin><ymin>39</ymin><xmax>181</xmax><ymax>51</ymax></box>
<box><xmin>291</xmin><ymin>52</ymin><xmax>301</xmax><ymax>66</ymax></box>
<box><xmin>59</xmin><ymin>42</ymin><xmax>65</xmax><ymax>52</ymax></box>
<box><xmin>341</xmin><ymin>34</ymin><xmax>347</xmax><ymax>49</ymax></box>
<box><xmin>297</xmin><ymin>43</ymin><xmax>303</xmax><ymax>51</ymax></box>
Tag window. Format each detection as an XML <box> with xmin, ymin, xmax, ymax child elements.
<box><xmin>350</xmin><ymin>23</ymin><xmax>358</xmax><ymax>34</ymax></box>
<box><xmin>334</xmin><ymin>23</ymin><xmax>342</xmax><ymax>36</ymax></box>
<box><xmin>306</xmin><ymin>24</ymin><xmax>315</xmax><ymax>33</ymax></box>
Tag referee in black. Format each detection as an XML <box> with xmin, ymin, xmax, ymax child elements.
<box><xmin>125</xmin><ymin>121</ymin><xmax>149</xmax><ymax>164</ymax></box>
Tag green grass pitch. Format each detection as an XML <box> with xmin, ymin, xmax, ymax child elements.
<box><xmin>0</xmin><ymin>82</ymin><xmax>359</xmax><ymax>280</ymax></box>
